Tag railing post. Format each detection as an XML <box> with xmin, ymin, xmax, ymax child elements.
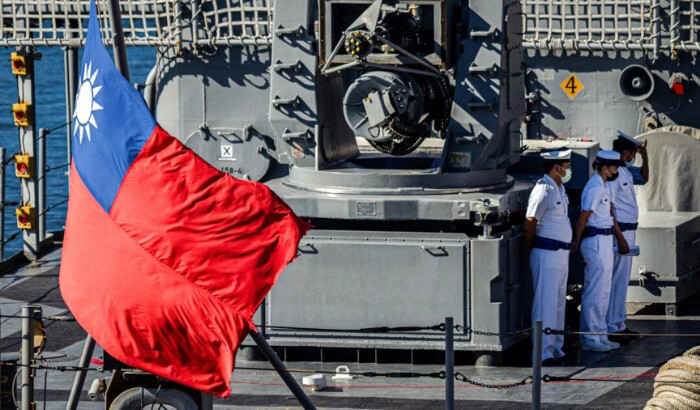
<box><xmin>38</xmin><ymin>129</ymin><xmax>46</xmax><ymax>242</ymax></box>
<box><xmin>14</xmin><ymin>47</ymin><xmax>41</xmax><ymax>260</ymax></box>
<box><xmin>0</xmin><ymin>147</ymin><xmax>5</xmax><ymax>261</ymax></box>
<box><xmin>64</xmin><ymin>41</ymin><xmax>79</xmax><ymax>172</ymax></box>
<box><xmin>445</xmin><ymin>317</ymin><xmax>454</xmax><ymax>410</ymax></box>
<box><xmin>106</xmin><ymin>0</ymin><xmax>130</xmax><ymax>81</ymax></box>
<box><xmin>532</xmin><ymin>320</ymin><xmax>542</xmax><ymax>410</ymax></box>
<box><xmin>21</xmin><ymin>306</ymin><xmax>37</xmax><ymax>410</ymax></box>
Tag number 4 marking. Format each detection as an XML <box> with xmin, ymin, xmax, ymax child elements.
<box><xmin>560</xmin><ymin>74</ymin><xmax>584</xmax><ymax>99</ymax></box>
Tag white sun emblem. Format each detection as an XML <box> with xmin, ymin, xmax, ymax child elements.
<box><xmin>73</xmin><ymin>62</ymin><xmax>103</xmax><ymax>143</ymax></box>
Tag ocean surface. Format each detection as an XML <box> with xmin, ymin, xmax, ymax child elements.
<box><xmin>0</xmin><ymin>46</ymin><xmax>155</xmax><ymax>257</ymax></box>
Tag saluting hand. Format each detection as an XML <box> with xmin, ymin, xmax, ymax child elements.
<box><xmin>638</xmin><ymin>140</ymin><xmax>648</xmax><ymax>158</ymax></box>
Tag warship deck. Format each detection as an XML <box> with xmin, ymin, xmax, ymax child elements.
<box><xmin>1</xmin><ymin>246</ymin><xmax>699</xmax><ymax>409</ymax></box>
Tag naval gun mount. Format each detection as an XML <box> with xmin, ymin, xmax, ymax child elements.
<box><xmin>275</xmin><ymin>0</ymin><xmax>526</xmax><ymax>211</ymax></box>
<box><xmin>154</xmin><ymin>0</ymin><xmax>532</xmax><ymax>361</ymax></box>
<box><xmin>258</xmin><ymin>0</ymin><xmax>532</xmax><ymax>362</ymax></box>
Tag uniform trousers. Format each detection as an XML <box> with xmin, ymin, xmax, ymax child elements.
<box><xmin>530</xmin><ymin>247</ymin><xmax>569</xmax><ymax>361</ymax></box>
<box><xmin>607</xmin><ymin>230</ymin><xmax>636</xmax><ymax>332</ymax></box>
<box><xmin>580</xmin><ymin>234</ymin><xmax>614</xmax><ymax>344</ymax></box>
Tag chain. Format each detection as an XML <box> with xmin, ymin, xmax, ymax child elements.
<box><xmin>455</xmin><ymin>325</ymin><xmax>532</xmax><ymax>337</ymax></box>
<box><xmin>454</xmin><ymin>372</ymin><xmax>532</xmax><ymax>389</ymax></box>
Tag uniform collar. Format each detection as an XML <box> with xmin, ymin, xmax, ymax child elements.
<box><xmin>543</xmin><ymin>174</ymin><xmax>555</xmax><ymax>186</ymax></box>
<box><xmin>593</xmin><ymin>173</ymin><xmax>605</xmax><ymax>185</ymax></box>
<box><xmin>543</xmin><ymin>174</ymin><xmax>560</xmax><ymax>187</ymax></box>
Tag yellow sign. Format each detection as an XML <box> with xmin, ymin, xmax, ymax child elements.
<box><xmin>560</xmin><ymin>74</ymin><xmax>584</xmax><ymax>99</ymax></box>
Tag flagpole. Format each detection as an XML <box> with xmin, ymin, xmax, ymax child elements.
<box><xmin>66</xmin><ymin>335</ymin><xmax>95</xmax><ymax>410</ymax></box>
<box><xmin>105</xmin><ymin>0</ymin><xmax>130</xmax><ymax>81</ymax></box>
<box><xmin>249</xmin><ymin>330</ymin><xmax>316</xmax><ymax>410</ymax></box>
<box><xmin>69</xmin><ymin>1</ymin><xmax>132</xmax><ymax>408</ymax></box>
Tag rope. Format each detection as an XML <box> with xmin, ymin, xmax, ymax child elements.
<box><xmin>645</xmin><ymin>345</ymin><xmax>700</xmax><ymax>409</ymax></box>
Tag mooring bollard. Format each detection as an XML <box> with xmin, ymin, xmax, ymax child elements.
<box><xmin>445</xmin><ymin>317</ymin><xmax>455</xmax><ymax>410</ymax></box>
<box><xmin>532</xmin><ymin>320</ymin><xmax>542</xmax><ymax>410</ymax></box>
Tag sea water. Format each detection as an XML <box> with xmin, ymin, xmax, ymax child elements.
<box><xmin>0</xmin><ymin>46</ymin><xmax>155</xmax><ymax>257</ymax></box>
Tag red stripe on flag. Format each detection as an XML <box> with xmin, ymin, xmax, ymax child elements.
<box><xmin>109</xmin><ymin>126</ymin><xmax>310</xmax><ymax>319</ymax></box>
<box><xmin>60</xmin><ymin>165</ymin><xmax>250</xmax><ymax>397</ymax></box>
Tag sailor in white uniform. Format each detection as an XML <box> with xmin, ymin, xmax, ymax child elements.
<box><xmin>572</xmin><ymin>150</ymin><xmax>627</xmax><ymax>352</ymax></box>
<box><xmin>607</xmin><ymin>132</ymin><xmax>648</xmax><ymax>341</ymax></box>
<box><xmin>524</xmin><ymin>149</ymin><xmax>572</xmax><ymax>363</ymax></box>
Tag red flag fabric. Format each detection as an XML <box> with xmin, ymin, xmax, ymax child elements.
<box><xmin>59</xmin><ymin>1</ymin><xmax>310</xmax><ymax>397</ymax></box>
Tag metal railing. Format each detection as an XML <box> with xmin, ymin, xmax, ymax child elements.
<box><xmin>0</xmin><ymin>0</ymin><xmax>272</xmax><ymax>48</ymax></box>
<box><xmin>522</xmin><ymin>0</ymin><xmax>658</xmax><ymax>52</ymax></box>
<box><xmin>0</xmin><ymin>132</ymin><xmax>68</xmax><ymax>262</ymax></box>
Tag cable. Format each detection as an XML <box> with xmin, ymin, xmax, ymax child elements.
<box><xmin>0</xmin><ymin>314</ymin><xmax>75</xmax><ymax>322</ymax></box>
<box><xmin>150</xmin><ymin>383</ymin><xmax>163</xmax><ymax>407</ymax></box>
<box><xmin>38</xmin><ymin>198</ymin><xmax>69</xmax><ymax>217</ymax></box>
<box><xmin>12</xmin><ymin>365</ymin><xmax>20</xmax><ymax>408</ymax></box>
<box><xmin>2</xmin><ymin>231</ymin><xmax>21</xmax><ymax>246</ymax></box>
<box><xmin>544</xmin><ymin>328</ymin><xmax>700</xmax><ymax>338</ymax></box>
<box><xmin>254</xmin><ymin>323</ymin><xmax>446</xmax><ymax>334</ymax></box>
<box><xmin>236</xmin><ymin>366</ymin><xmax>446</xmax><ymax>379</ymax></box>
<box><xmin>44</xmin><ymin>162</ymin><xmax>70</xmax><ymax>173</ymax></box>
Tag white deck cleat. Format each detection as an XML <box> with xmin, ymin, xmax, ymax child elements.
<box><xmin>332</xmin><ymin>365</ymin><xmax>355</xmax><ymax>380</ymax></box>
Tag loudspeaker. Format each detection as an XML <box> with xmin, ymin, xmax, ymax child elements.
<box><xmin>619</xmin><ymin>65</ymin><xmax>655</xmax><ymax>101</ymax></box>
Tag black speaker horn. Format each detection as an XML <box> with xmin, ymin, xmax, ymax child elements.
<box><xmin>619</xmin><ymin>65</ymin><xmax>655</xmax><ymax>101</ymax></box>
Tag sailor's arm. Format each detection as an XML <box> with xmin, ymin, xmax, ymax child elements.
<box><xmin>524</xmin><ymin>217</ymin><xmax>538</xmax><ymax>255</ymax></box>
<box><xmin>611</xmin><ymin>203</ymin><xmax>630</xmax><ymax>254</ymax></box>
<box><xmin>571</xmin><ymin>211</ymin><xmax>592</xmax><ymax>254</ymax></box>
<box><xmin>524</xmin><ymin>185</ymin><xmax>547</xmax><ymax>255</ymax></box>
<box><xmin>639</xmin><ymin>140</ymin><xmax>649</xmax><ymax>182</ymax></box>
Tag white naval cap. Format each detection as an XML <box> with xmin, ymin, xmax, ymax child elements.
<box><xmin>540</xmin><ymin>149</ymin><xmax>572</xmax><ymax>161</ymax></box>
<box><xmin>616</xmin><ymin>130</ymin><xmax>644</xmax><ymax>147</ymax></box>
<box><xmin>595</xmin><ymin>150</ymin><xmax>622</xmax><ymax>165</ymax></box>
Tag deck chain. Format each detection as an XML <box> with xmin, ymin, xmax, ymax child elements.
<box><xmin>454</xmin><ymin>372</ymin><xmax>532</xmax><ymax>389</ymax></box>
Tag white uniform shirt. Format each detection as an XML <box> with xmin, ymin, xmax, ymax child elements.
<box><xmin>526</xmin><ymin>174</ymin><xmax>572</xmax><ymax>243</ymax></box>
<box><xmin>581</xmin><ymin>173</ymin><xmax>614</xmax><ymax>228</ymax></box>
<box><xmin>609</xmin><ymin>166</ymin><xmax>643</xmax><ymax>224</ymax></box>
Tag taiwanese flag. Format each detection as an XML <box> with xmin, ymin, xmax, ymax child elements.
<box><xmin>59</xmin><ymin>0</ymin><xmax>310</xmax><ymax>397</ymax></box>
